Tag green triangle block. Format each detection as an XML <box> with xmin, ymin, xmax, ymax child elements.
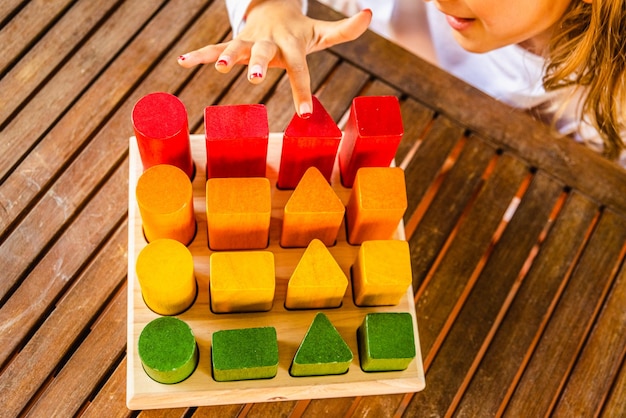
<box><xmin>290</xmin><ymin>313</ymin><xmax>353</xmax><ymax>377</ymax></box>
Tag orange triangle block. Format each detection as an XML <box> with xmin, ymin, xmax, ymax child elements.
<box><xmin>281</xmin><ymin>167</ymin><xmax>345</xmax><ymax>248</ymax></box>
<box><xmin>285</xmin><ymin>239</ymin><xmax>348</xmax><ymax>309</ymax></box>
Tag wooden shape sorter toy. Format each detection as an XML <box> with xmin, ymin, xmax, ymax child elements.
<box><xmin>277</xmin><ymin>96</ymin><xmax>342</xmax><ymax>189</ymax></box>
<box><xmin>204</xmin><ymin>104</ymin><xmax>269</xmax><ymax>178</ymax></box>
<box><xmin>128</xmin><ymin>131</ymin><xmax>424</xmax><ymax>410</ymax></box>
<box><xmin>281</xmin><ymin>166</ymin><xmax>345</xmax><ymax>248</ymax></box>
<box><xmin>338</xmin><ymin>95</ymin><xmax>404</xmax><ymax>188</ymax></box>
<box><xmin>357</xmin><ymin>313</ymin><xmax>416</xmax><ymax>372</ymax></box>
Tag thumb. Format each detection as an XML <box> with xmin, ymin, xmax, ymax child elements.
<box><xmin>313</xmin><ymin>9</ymin><xmax>372</xmax><ymax>52</ymax></box>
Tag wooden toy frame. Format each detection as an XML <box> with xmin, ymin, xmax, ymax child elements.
<box><xmin>127</xmin><ymin>134</ymin><xmax>425</xmax><ymax>410</ymax></box>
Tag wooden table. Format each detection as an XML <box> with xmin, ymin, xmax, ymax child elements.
<box><xmin>2</xmin><ymin>1</ymin><xmax>625</xmax><ymax>416</ymax></box>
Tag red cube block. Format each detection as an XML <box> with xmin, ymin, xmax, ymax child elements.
<box><xmin>338</xmin><ymin>96</ymin><xmax>404</xmax><ymax>187</ymax></box>
<box><xmin>204</xmin><ymin>104</ymin><xmax>269</xmax><ymax>178</ymax></box>
<box><xmin>132</xmin><ymin>92</ymin><xmax>194</xmax><ymax>179</ymax></box>
<box><xmin>278</xmin><ymin>96</ymin><xmax>341</xmax><ymax>189</ymax></box>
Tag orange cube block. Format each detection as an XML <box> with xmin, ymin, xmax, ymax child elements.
<box><xmin>135</xmin><ymin>164</ymin><xmax>196</xmax><ymax>245</ymax></box>
<box><xmin>135</xmin><ymin>239</ymin><xmax>196</xmax><ymax>315</ymax></box>
<box><xmin>206</xmin><ymin>177</ymin><xmax>271</xmax><ymax>250</ymax></box>
<box><xmin>281</xmin><ymin>167</ymin><xmax>345</xmax><ymax>248</ymax></box>
<box><xmin>346</xmin><ymin>167</ymin><xmax>407</xmax><ymax>245</ymax></box>
<box><xmin>352</xmin><ymin>240</ymin><xmax>412</xmax><ymax>306</ymax></box>
<box><xmin>285</xmin><ymin>239</ymin><xmax>348</xmax><ymax>309</ymax></box>
<box><xmin>210</xmin><ymin>251</ymin><xmax>275</xmax><ymax>313</ymax></box>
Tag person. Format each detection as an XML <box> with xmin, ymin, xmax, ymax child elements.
<box><xmin>177</xmin><ymin>0</ymin><xmax>626</xmax><ymax>162</ymax></box>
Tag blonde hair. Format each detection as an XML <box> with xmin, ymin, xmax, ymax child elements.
<box><xmin>544</xmin><ymin>0</ymin><xmax>626</xmax><ymax>159</ymax></box>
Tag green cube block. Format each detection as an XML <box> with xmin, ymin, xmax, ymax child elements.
<box><xmin>291</xmin><ymin>313</ymin><xmax>353</xmax><ymax>377</ymax></box>
<box><xmin>138</xmin><ymin>316</ymin><xmax>198</xmax><ymax>384</ymax></box>
<box><xmin>357</xmin><ymin>312</ymin><xmax>416</xmax><ymax>372</ymax></box>
<box><xmin>212</xmin><ymin>327</ymin><xmax>279</xmax><ymax>381</ymax></box>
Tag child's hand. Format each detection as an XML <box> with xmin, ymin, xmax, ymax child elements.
<box><xmin>178</xmin><ymin>0</ymin><xmax>372</xmax><ymax>118</ymax></box>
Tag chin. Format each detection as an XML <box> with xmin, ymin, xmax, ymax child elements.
<box><xmin>452</xmin><ymin>34</ymin><xmax>499</xmax><ymax>54</ymax></box>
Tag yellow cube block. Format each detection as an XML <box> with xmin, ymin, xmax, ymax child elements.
<box><xmin>346</xmin><ymin>167</ymin><xmax>407</xmax><ymax>245</ymax></box>
<box><xmin>135</xmin><ymin>239</ymin><xmax>196</xmax><ymax>315</ymax></box>
<box><xmin>352</xmin><ymin>240</ymin><xmax>412</xmax><ymax>306</ymax></box>
<box><xmin>210</xmin><ymin>251</ymin><xmax>275</xmax><ymax>313</ymax></box>
<box><xmin>206</xmin><ymin>177</ymin><xmax>271</xmax><ymax>250</ymax></box>
<box><xmin>281</xmin><ymin>167</ymin><xmax>345</xmax><ymax>248</ymax></box>
<box><xmin>285</xmin><ymin>239</ymin><xmax>348</xmax><ymax>309</ymax></box>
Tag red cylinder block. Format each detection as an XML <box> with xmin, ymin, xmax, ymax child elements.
<box><xmin>338</xmin><ymin>96</ymin><xmax>404</xmax><ymax>188</ymax></box>
<box><xmin>132</xmin><ymin>92</ymin><xmax>194</xmax><ymax>179</ymax></box>
<box><xmin>204</xmin><ymin>104</ymin><xmax>269</xmax><ymax>178</ymax></box>
<box><xmin>278</xmin><ymin>96</ymin><xmax>342</xmax><ymax>189</ymax></box>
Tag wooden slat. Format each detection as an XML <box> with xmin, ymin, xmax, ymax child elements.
<box><xmin>0</xmin><ymin>160</ymin><xmax>128</xmax><ymax>364</ymax></box>
<box><xmin>407</xmin><ymin>170</ymin><xmax>564</xmax><ymax>416</ymax></box>
<box><xmin>403</xmin><ymin>115</ymin><xmax>466</xmax><ymax>229</ymax></box>
<box><xmin>81</xmin><ymin>358</ymin><xmax>132</xmax><ymax>418</ymax></box>
<box><xmin>506</xmin><ymin>209</ymin><xmax>626</xmax><ymax>415</ymax></box>
<box><xmin>309</xmin><ymin>2</ymin><xmax>626</xmax><ymax>216</ymax></box>
<box><xmin>406</xmin><ymin>134</ymin><xmax>495</xmax><ymax>284</ymax></box>
<box><xmin>312</xmin><ymin>61</ymin><xmax>370</xmax><ymax>122</ymax></box>
<box><xmin>0</xmin><ymin>166</ymin><xmax>127</xmax><ymax>416</ymax></box>
<box><xmin>455</xmin><ymin>191</ymin><xmax>599</xmax><ymax>416</ymax></box>
<box><xmin>0</xmin><ymin>0</ymin><xmax>167</xmax><ymax>179</ymax></box>
<box><xmin>26</xmin><ymin>283</ymin><xmax>127</xmax><ymax>417</ymax></box>
<box><xmin>602</xmin><ymin>358</ymin><xmax>626</xmax><ymax>416</ymax></box>
<box><xmin>551</xmin><ymin>238</ymin><xmax>626</xmax><ymax>416</ymax></box>
<box><xmin>0</xmin><ymin>0</ymin><xmax>121</xmax><ymax>125</ymax></box>
<box><xmin>0</xmin><ymin>0</ymin><xmax>74</xmax><ymax>74</ymax></box>
<box><xmin>396</xmin><ymin>98</ymin><xmax>435</xmax><ymax>165</ymax></box>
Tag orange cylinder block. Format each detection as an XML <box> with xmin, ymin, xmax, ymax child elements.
<box><xmin>135</xmin><ymin>164</ymin><xmax>196</xmax><ymax>245</ymax></box>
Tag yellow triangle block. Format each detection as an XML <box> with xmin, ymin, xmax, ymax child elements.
<box><xmin>285</xmin><ymin>239</ymin><xmax>348</xmax><ymax>309</ymax></box>
<box><xmin>281</xmin><ymin>167</ymin><xmax>345</xmax><ymax>248</ymax></box>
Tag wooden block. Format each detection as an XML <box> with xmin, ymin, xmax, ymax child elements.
<box><xmin>352</xmin><ymin>240</ymin><xmax>412</xmax><ymax>306</ymax></box>
<box><xmin>204</xmin><ymin>104</ymin><xmax>269</xmax><ymax>178</ymax></box>
<box><xmin>212</xmin><ymin>327</ymin><xmax>279</xmax><ymax>381</ymax></box>
<box><xmin>285</xmin><ymin>239</ymin><xmax>348</xmax><ymax>309</ymax></box>
<box><xmin>338</xmin><ymin>96</ymin><xmax>403</xmax><ymax>187</ymax></box>
<box><xmin>346</xmin><ymin>167</ymin><xmax>407</xmax><ymax>245</ymax></box>
<box><xmin>206</xmin><ymin>177</ymin><xmax>271</xmax><ymax>250</ymax></box>
<box><xmin>209</xmin><ymin>251</ymin><xmax>275</xmax><ymax>313</ymax></box>
<box><xmin>132</xmin><ymin>92</ymin><xmax>194</xmax><ymax>179</ymax></box>
<box><xmin>281</xmin><ymin>167</ymin><xmax>345</xmax><ymax>247</ymax></box>
<box><xmin>357</xmin><ymin>312</ymin><xmax>415</xmax><ymax>372</ymax></box>
<box><xmin>135</xmin><ymin>239</ymin><xmax>196</xmax><ymax>315</ymax></box>
<box><xmin>290</xmin><ymin>313</ymin><xmax>353</xmax><ymax>377</ymax></box>
<box><xmin>138</xmin><ymin>317</ymin><xmax>198</xmax><ymax>384</ymax></box>
<box><xmin>135</xmin><ymin>164</ymin><xmax>196</xmax><ymax>245</ymax></box>
<box><xmin>277</xmin><ymin>96</ymin><xmax>341</xmax><ymax>189</ymax></box>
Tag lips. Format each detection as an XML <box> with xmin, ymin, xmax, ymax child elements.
<box><xmin>445</xmin><ymin>14</ymin><xmax>475</xmax><ymax>31</ymax></box>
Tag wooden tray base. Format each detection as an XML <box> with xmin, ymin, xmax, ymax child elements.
<box><xmin>127</xmin><ymin>134</ymin><xmax>425</xmax><ymax>410</ymax></box>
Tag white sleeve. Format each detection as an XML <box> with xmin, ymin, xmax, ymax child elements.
<box><xmin>225</xmin><ymin>0</ymin><xmax>308</xmax><ymax>37</ymax></box>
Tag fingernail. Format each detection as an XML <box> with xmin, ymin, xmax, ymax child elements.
<box><xmin>249</xmin><ymin>64</ymin><xmax>263</xmax><ymax>80</ymax></box>
<box><xmin>299</xmin><ymin>102</ymin><xmax>312</xmax><ymax>119</ymax></box>
<box><xmin>216</xmin><ymin>56</ymin><xmax>230</xmax><ymax>67</ymax></box>
<box><xmin>178</xmin><ymin>54</ymin><xmax>187</xmax><ymax>61</ymax></box>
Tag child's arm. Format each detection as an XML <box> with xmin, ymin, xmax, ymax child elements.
<box><xmin>178</xmin><ymin>0</ymin><xmax>371</xmax><ymax>117</ymax></box>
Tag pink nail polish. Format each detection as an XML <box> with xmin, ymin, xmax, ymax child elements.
<box><xmin>178</xmin><ymin>55</ymin><xmax>186</xmax><ymax>61</ymax></box>
<box><xmin>249</xmin><ymin>64</ymin><xmax>263</xmax><ymax>80</ymax></box>
<box><xmin>249</xmin><ymin>72</ymin><xmax>263</xmax><ymax>80</ymax></box>
<box><xmin>217</xmin><ymin>59</ymin><xmax>228</xmax><ymax>66</ymax></box>
<box><xmin>300</xmin><ymin>112</ymin><xmax>312</xmax><ymax>119</ymax></box>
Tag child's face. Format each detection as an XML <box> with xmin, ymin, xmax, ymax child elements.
<box><xmin>427</xmin><ymin>0</ymin><xmax>574</xmax><ymax>54</ymax></box>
